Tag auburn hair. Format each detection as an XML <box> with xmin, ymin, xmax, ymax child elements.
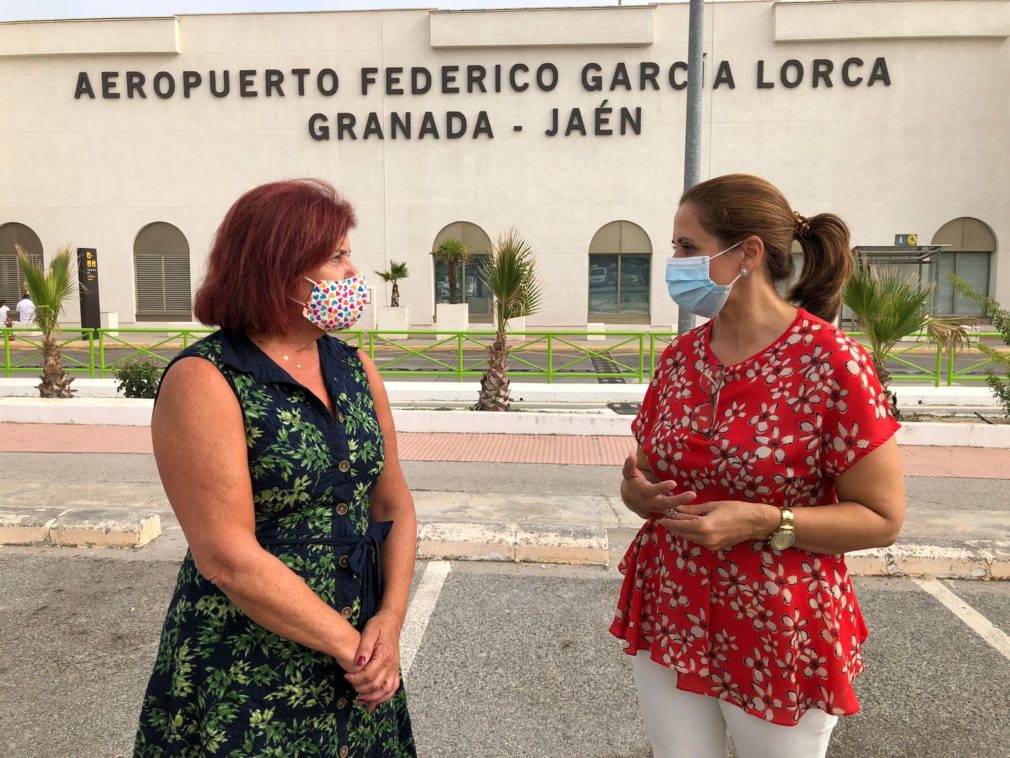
<box><xmin>194</xmin><ymin>179</ymin><xmax>356</xmax><ymax>336</ymax></box>
<box><xmin>681</xmin><ymin>174</ymin><xmax>853</xmax><ymax>321</ymax></box>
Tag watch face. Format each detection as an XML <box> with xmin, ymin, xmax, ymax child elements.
<box><xmin>770</xmin><ymin>530</ymin><xmax>796</xmax><ymax>550</ymax></box>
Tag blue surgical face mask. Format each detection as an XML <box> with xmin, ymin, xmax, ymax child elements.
<box><xmin>665</xmin><ymin>241</ymin><xmax>746</xmax><ymax>319</ymax></box>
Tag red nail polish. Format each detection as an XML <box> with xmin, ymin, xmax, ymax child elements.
<box><xmin>357</xmin><ymin>656</ymin><xmax>366</xmax><ymax>666</ymax></box>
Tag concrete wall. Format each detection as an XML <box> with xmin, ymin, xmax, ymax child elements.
<box><xmin>0</xmin><ymin>1</ymin><xmax>1006</xmax><ymax>328</ymax></box>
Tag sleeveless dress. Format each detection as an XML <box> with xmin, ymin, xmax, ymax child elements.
<box><xmin>134</xmin><ymin>330</ymin><xmax>415</xmax><ymax>757</ymax></box>
<box><xmin>611</xmin><ymin>309</ymin><xmax>900</xmax><ymax>726</ymax></box>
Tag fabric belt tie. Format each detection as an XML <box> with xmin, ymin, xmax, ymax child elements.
<box><xmin>258</xmin><ymin>520</ymin><xmax>393</xmax><ymax>624</ymax></box>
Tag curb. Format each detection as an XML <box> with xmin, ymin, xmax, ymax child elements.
<box><xmin>818</xmin><ymin>539</ymin><xmax>1010</xmax><ymax>581</ymax></box>
<box><xmin>0</xmin><ymin>378</ymin><xmax>1001</xmax><ymax>408</ymax></box>
<box><xmin>0</xmin><ymin>508</ymin><xmax>161</xmax><ymax>549</ymax></box>
<box><xmin>418</xmin><ymin>521</ymin><xmax>609</xmax><ymax>566</ymax></box>
<box><xmin>2</xmin><ymin>508</ymin><xmax>1007</xmax><ymax>579</ymax></box>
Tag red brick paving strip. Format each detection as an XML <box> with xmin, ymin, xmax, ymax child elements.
<box><xmin>0</xmin><ymin>424</ymin><xmax>1007</xmax><ymax>479</ymax></box>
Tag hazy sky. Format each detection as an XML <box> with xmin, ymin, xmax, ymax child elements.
<box><xmin>1</xmin><ymin>0</ymin><xmax>660</xmax><ymax>22</ymax></box>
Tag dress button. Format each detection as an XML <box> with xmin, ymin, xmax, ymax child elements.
<box><xmin>341</xmin><ymin>606</ymin><xmax>353</xmax><ymax>619</ymax></box>
<box><xmin>336</xmin><ymin>503</ymin><xmax>349</xmax><ymax>516</ymax></box>
<box><xmin>340</xmin><ymin>747</ymin><xmax>349</xmax><ymax>758</ymax></box>
<box><xmin>338</xmin><ymin>460</ymin><xmax>351</xmax><ymax>473</ymax></box>
<box><xmin>336</xmin><ymin>697</ymin><xmax>347</xmax><ymax>710</ymax></box>
<box><xmin>338</xmin><ymin>554</ymin><xmax>349</xmax><ymax>568</ymax></box>
<box><xmin>337</xmin><ymin>412</ymin><xmax>346</xmax><ymax>423</ymax></box>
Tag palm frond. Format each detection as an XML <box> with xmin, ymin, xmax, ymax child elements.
<box><xmin>925</xmin><ymin>315</ymin><xmax>977</xmax><ymax>354</ymax></box>
<box><xmin>844</xmin><ymin>263</ymin><xmax>975</xmax><ymax>370</ymax></box>
<box><xmin>843</xmin><ymin>265</ymin><xmax>929</xmax><ymax>363</ymax></box>
<box><xmin>17</xmin><ymin>245</ymin><xmax>76</xmax><ymax>336</ymax></box>
<box><xmin>479</xmin><ymin>228</ymin><xmax>543</xmax><ymax>330</ymax></box>
<box><xmin>433</xmin><ymin>238</ymin><xmax>470</xmax><ymax>263</ymax></box>
<box><xmin>374</xmin><ymin>260</ymin><xmax>409</xmax><ymax>283</ymax></box>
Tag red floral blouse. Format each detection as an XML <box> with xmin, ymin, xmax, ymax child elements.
<box><xmin>610</xmin><ymin>309</ymin><xmax>900</xmax><ymax>726</ymax></box>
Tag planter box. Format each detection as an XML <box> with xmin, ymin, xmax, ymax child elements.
<box><xmin>377</xmin><ymin>306</ymin><xmax>409</xmax><ymax>340</ymax></box>
<box><xmin>435</xmin><ymin>303</ymin><xmax>469</xmax><ymax>337</ymax></box>
<box><xmin>358</xmin><ymin>287</ymin><xmax>377</xmax><ymax>331</ymax></box>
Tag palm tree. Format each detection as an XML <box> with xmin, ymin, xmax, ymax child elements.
<box><xmin>17</xmin><ymin>244</ymin><xmax>77</xmax><ymax>398</ymax></box>
<box><xmin>375</xmin><ymin>261</ymin><xmax>409</xmax><ymax>307</ymax></box>
<box><xmin>842</xmin><ymin>262</ymin><xmax>974</xmax><ymax>418</ymax></box>
<box><xmin>474</xmin><ymin>229</ymin><xmax>543</xmax><ymax>412</ymax></box>
<box><xmin>433</xmin><ymin>238</ymin><xmax>470</xmax><ymax>305</ymax></box>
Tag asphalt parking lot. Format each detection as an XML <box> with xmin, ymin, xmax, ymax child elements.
<box><xmin>2</xmin><ymin>550</ymin><xmax>1008</xmax><ymax>758</ymax></box>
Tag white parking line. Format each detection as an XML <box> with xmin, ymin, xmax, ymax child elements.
<box><xmin>913</xmin><ymin>578</ymin><xmax>1010</xmax><ymax>661</ymax></box>
<box><xmin>401</xmin><ymin>560</ymin><xmax>451</xmax><ymax>677</ymax></box>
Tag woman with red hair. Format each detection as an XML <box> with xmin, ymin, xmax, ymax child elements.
<box><xmin>135</xmin><ymin>179</ymin><xmax>416</xmax><ymax>756</ymax></box>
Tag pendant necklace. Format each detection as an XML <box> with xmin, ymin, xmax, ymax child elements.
<box><xmin>255</xmin><ymin>338</ymin><xmax>315</xmax><ymax>370</ymax></box>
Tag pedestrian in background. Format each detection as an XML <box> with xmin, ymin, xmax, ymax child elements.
<box><xmin>0</xmin><ymin>299</ymin><xmax>10</xmax><ymax>328</ymax></box>
<box><xmin>613</xmin><ymin>174</ymin><xmax>905</xmax><ymax>758</ymax></box>
<box><xmin>15</xmin><ymin>290</ymin><xmax>34</xmax><ymax>324</ymax></box>
<box><xmin>134</xmin><ymin>179</ymin><xmax>416</xmax><ymax>757</ymax></box>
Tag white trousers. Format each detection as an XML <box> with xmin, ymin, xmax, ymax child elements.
<box><xmin>631</xmin><ymin>653</ymin><xmax>838</xmax><ymax>758</ymax></box>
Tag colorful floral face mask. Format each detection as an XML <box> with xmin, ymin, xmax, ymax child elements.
<box><xmin>299</xmin><ymin>274</ymin><xmax>369</xmax><ymax>332</ymax></box>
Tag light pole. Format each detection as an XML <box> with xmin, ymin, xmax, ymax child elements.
<box><xmin>678</xmin><ymin>0</ymin><xmax>705</xmax><ymax>336</ymax></box>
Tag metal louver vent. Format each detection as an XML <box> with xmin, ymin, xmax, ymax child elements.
<box><xmin>135</xmin><ymin>253</ymin><xmax>192</xmax><ymax>319</ymax></box>
<box><xmin>0</xmin><ymin>251</ymin><xmax>44</xmax><ymax>306</ymax></box>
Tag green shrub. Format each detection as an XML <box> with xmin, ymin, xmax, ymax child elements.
<box><xmin>115</xmin><ymin>357</ymin><xmax>165</xmax><ymax>399</ymax></box>
<box><xmin>949</xmin><ymin>274</ymin><xmax>1010</xmax><ymax>417</ymax></box>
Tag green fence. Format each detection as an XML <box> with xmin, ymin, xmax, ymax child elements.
<box><xmin>0</xmin><ymin>326</ymin><xmax>1004</xmax><ymax>387</ymax></box>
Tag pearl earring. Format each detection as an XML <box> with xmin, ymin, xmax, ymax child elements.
<box><xmin>741</xmin><ymin>269</ymin><xmax>749</xmax><ymax>277</ymax></box>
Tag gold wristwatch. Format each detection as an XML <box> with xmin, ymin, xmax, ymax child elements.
<box><xmin>769</xmin><ymin>508</ymin><xmax>796</xmax><ymax>550</ymax></box>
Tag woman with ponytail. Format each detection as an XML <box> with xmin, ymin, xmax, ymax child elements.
<box><xmin>612</xmin><ymin>174</ymin><xmax>904</xmax><ymax>757</ymax></box>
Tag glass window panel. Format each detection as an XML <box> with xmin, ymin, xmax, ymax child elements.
<box><xmin>464</xmin><ymin>256</ymin><xmax>492</xmax><ymax>317</ymax></box>
<box><xmin>936</xmin><ymin>254</ymin><xmax>956</xmax><ymax>314</ymax></box>
<box><xmin>619</xmin><ymin>255</ymin><xmax>650</xmax><ymax>315</ymax></box>
<box><xmin>954</xmin><ymin>253</ymin><xmax>990</xmax><ymax>317</ymax></box>
<box><xmin>433</xmin><ymin>257</ymin><xmax>463</xmax><ymax>305</ymax></box>
<box><xmin>588</xmin><ymin>255</ymin><xmax>618</xmax><ymax>314</ymax></box>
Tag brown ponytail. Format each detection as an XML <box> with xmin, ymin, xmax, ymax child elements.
<box><xmin>787</xmin><ymin>213</ymin><xmax>853</xmax><ymax>322</ymax></box>
<box><xmin>681</xmin><ymin>174</ymin><xmax>854</xmax><ymax>322</ymax></box>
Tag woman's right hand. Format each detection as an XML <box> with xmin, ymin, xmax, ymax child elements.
<box><xmin>621</xmin><ymin>452</ymin><xmax>697</xmax><ymax>520</ymax></box>
<box><xmin>334</xmin><ymin>631</ymin><xmax>363</xmax><ymax>674</ymax></box>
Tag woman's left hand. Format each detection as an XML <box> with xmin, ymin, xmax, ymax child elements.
<box><xmin>659</xmin><ymin>500</ymin><xmax>777</xmax><ymax>552</ymax></box>
<box><xmin>344</xmin><ymin>611</ymin><xmax>402</xmax><ymax>713</ymax></box>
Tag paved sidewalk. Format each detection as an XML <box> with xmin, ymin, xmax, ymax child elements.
<box><xmin>1</xmin><ymin>423</ymin><xmax>1009</xmax><ymax>477</ymax></box>
<box><xmin>1</xmin><ymin>424</ymin><xmax>1008</xmax><ymax>578</ymax></box>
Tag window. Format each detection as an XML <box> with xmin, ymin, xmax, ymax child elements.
<box><xmin>932</xmin><ymin>218</ymin><xmax>997</xmax><ymax>317</ymax></box>
<box><xmin>134</xmin><ymin>222</ymin><xmax>192</xmax><ymax>321</ymax></box>
<box><xmin>588</xmin><ymin>221</ymin><xmax>652</xmax><ymax>320</ymax></box>
<box><xmin>432</xmin><ymin>221</ymin><xmax>493</xmax><ymax>322</ymax></box>
<box><xmin>0</xmin><ymin>223</ymin><xmax>44</xmax><ymax>306</ymax></box>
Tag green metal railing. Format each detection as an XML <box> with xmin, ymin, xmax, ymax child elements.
<box><xmin>360</xmin><ymin>330</ymin><xmax>647</xmax><ymax>383</ymax></box>
<box><xmin>0</xmin><ymin>326</ymin><xmax>1004</xmax><ymax>386</ymax></box>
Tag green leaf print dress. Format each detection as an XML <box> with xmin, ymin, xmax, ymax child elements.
<box><xmin>134</xmin><ymin>331</ymin><xmax>415</xmax><ymax>757</ymax></box>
